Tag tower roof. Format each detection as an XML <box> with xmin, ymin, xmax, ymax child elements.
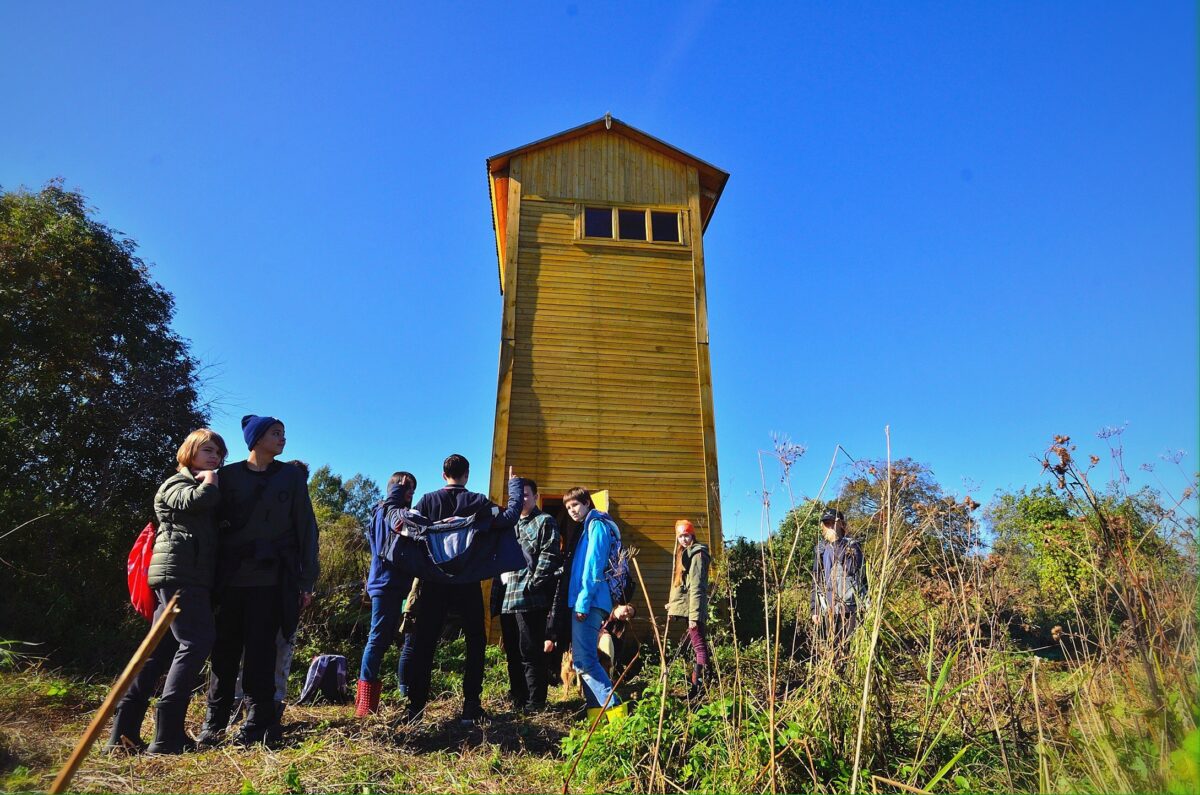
<box><xmin>487</xmin><ymin>116</ymin><xmax>729</xmax><ymax>291</ymax></box>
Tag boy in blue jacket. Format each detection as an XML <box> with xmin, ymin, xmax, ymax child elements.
<box><xmin>563</xmin><ymin>487</ymin><xmax>626</xmax><ymax>724</ymax></box>
<box><xmin>355</xmin><ymin>470</ymin><xmax>417</xmax><ymax>716</ymax></box>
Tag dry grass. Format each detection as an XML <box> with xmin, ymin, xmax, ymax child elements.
<box><xmin>0</xmin><ymin>667</ymin><xmax>570</xmax><ymax>794</ymax></box>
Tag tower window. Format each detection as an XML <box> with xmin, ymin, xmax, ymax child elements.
<box><xmin>651</xmin><ymin>211</ymin><xmax>680</xmax><ymax>243</ymax></box>
<box><xmin>618</xmin><ymin>209</ymin><xmax>646</xmax><ymax>241</ymax></box>
<box><xmin>584</xmin><ymin>207</ymin><xmax>613</xmax><ymax>238</ymax></box>
<box><xmin>580</xmin><ymin>206</ymin><xmax>685</xmax><ymax>244</ymax></box>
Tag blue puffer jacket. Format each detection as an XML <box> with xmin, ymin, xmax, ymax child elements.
<box><xmin>568</xmin><ymin>509</ymin><xmax>619</xmax><ymax>617</ymax></box>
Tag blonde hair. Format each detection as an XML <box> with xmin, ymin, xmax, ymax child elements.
<box><xmin>176</xmin><ymin>428</ymin><xmax>228</xmax><ymax>472</ymax></box>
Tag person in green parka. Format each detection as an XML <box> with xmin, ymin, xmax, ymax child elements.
<box><xmin>665</xmin><ymin>519</ymin><xmax>711</xmax><ymax>699</ymax></box>
<box><xmin>106</xmin><ymin>428</ymin><xmax>227</xmax><ymax>754</ymax></box>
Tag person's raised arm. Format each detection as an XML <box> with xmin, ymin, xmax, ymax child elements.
<box><xmin>160</xmin><ymin>476</ymin><xmax>220</xmax><ymax>513</ymax></box>
<box><xmin>490</xmin><ymin>466</ymin><xmax>522</xmax><ymax>531</ymax></box>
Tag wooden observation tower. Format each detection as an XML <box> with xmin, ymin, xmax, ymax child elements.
<box><xmin>486</xmin><ymin>115</ymin><xmax>728</xmax><ymax>614</ymax></box>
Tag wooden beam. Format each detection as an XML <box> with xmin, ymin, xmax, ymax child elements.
<box><xmin>50</xmin><ymin>594</ymin><xmax>181</xmax><ymax>794</ymax></box>
<box><xmin>489</xmin><ymin>163</ymin><xmax>523</xmax><ymax>503</ymax></box>
<box><xmin>687</xmin><ymin>167</ymin><xmax>723</xmax><ymax>554</ymax></box>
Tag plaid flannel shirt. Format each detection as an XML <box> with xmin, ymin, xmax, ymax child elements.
<box><xmin>499</xmin><ymin>509</ymin><xmax>563</xmax><ymax>614</ymax></box>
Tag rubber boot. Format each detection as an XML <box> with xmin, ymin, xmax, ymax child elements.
<box><xmin>605</xmin><ymin>702</ymin><xmax>628</xmax><ymax>724</ymax></box>
<box><xmin>586</xmin><ymin>706</ymin><xmax>605</xmax><ymax>724</ymax></box>
<box><xmin>195</xmin><ymin>703</ymin><xmax>231</xmax><ymax>748</ymax></box>
<box><xmin>354</xmin><ymin>679</ymin><xmax>382</xmax><ymax>718</ymax></box>
<box><xmin>687</xmin><ymin>663</ymin><xmax>707</xmax><ymax>700</ymax></box>
<box><xmin>146</xmin><ymin>702</ymin><xmax>196</xmax><ymax>755</ymax></box>
<box><xmin>103</xmin><ymin>703</ymin><xmax>149</xmax><ymax>754</ymax></box>
<box><xmin>234</xmin><ymin>701</ymin><xmax>281</xmax><ymax>748</ymax></box>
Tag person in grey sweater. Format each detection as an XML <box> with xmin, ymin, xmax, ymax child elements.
<box><xmin>106</xmin><ymin>428</ymin><xmax>227</xmax><ymax>755</ymax></box>
<box><xmin>198</xmin><ymin>415</ymin><xmax>319</xmax><ymax>747</ymax></box>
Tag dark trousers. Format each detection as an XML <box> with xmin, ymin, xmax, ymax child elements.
<box><xmin>500</xmin><ymin>608</ymin><xmax>548</xmax><ymax>708</ymax></box>
<box><xmin>207</xmin><ymin>584</ymin><xmax>283</xmax><ymax>728</ymax></box>
<box><xmin>818</xmin><ymin>607</ymin><xmax>858</xmax><ymax>658</ymax></box>
<box><xmin>119</xmin><ymin>587</ymin><xmax>215</xmax><ymax>710</ymax></box>
<box><xmin>397</xmin><ymin>629</ymin><xmax>415</xmax><ymax>696</ymax></box>
<box><xmin>404</xmin><ymin>582</ymin><xmax>485</xmax><ymax>712</ymax></box>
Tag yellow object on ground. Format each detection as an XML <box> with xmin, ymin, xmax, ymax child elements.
<box><xmin>605</xmin><ymin>703</ymin><xmax>628</xmax><ymax>724</ymax></box>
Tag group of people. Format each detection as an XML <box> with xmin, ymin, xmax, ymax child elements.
<box><xmin>105</xmin><ymin>417</ymin><xmax>869</xmax><ymax>754</ymax></box>
<box><xmin>356</xmin><ymin>456</ymin><xmax>680</xmax><ymax>727</ymax></box>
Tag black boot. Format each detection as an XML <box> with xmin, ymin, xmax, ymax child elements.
<box><xmin>687</xmin><ymin>663</ymin><xmax>707</xmax><ymax>700</ymax></box>
<box><xmin>103</xmin><ymin>702</ymin><xmax>149</xmax><ymax>754</ymax></box>
<box><xmin>233</xmin><ymin>702</ymin><xmax>281</xmax><ymax>748</ymax></box>
<box><xmin>195</xmin><ymin>702</ymin><xmax>231</xmax><ymax>748</ymax></box>
<box><xmin>147</xmin><ymin>702</ymin><xmax>196</xmax><ymax>755</ymax></box>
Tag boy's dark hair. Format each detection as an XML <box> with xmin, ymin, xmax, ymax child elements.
<box><xmin>523</xmin><ymin>478</ymin><xmax>538</xmax><ymax>495</ymax></box>
<box><xmin>443</xmin><ymin>454</ymin><xmax>469</xmax><ymax>480</ymax></box>
<box><xmin>563</xmin><ymin>486</ymin><xmax>591</xmax><ymax>507</ymax></box>
<box><xmin>388</xmin><ymin>471</ymin><xmax>416</xmax><ymax>490</ymax></box>
<box><xmin>286</xmin><ymin>459</ymin><xmax>311</xmax><ymax>481</ymax></box>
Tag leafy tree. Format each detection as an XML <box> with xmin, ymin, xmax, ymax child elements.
<box><xmin>987</xmin><ymin>486</ymin><xmax>1083</xmax><ymax>606</ymax></box>
<box><xmin>308</xmin><ymin>466</ymin><xmax>379</xmax><ymax>531</ymax></box>
<box><xmin>0</xmin><ymin>181</ymin><xmax>207</xmax><ymax>667</ymax></box>
<box><xmin>717</xmin><ymin>537</ymin><xmax>768</xmax><ymax>643</ymax></box>
<box><xmin>771</xmin><ymin>500</ymin><xmax>830</xmax><ymax>586</ymax></box>
<box><xmin>308</xmin><ymin>465</ymin><xmax>350</xmax><ymax>524</ymax></box>
<box><xmin>342</xmin><ymin>473</ymin><xmax>381</xmax><ymax>529</ymax></box>
<box><xmin>839</xmin><ymin>458</ymin><xmax>980</xmax><ymax>559</ymax></box>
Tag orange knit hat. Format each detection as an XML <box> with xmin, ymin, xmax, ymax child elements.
<box><xmin>675</xmin><ymin>519</ymin><xmax>695</xmax><ymax>536</ymax></box>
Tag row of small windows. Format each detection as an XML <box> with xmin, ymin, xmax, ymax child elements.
<box><xmin>583</xmin><ymin>206</ymin><xmax>682</xmax><ymax>244</ymax></box>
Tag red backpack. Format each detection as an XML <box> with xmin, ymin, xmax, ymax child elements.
<box><xmin>127</xmin><ymin>521</ymin><xmax>157</xmax><ymax>620</ymax></box>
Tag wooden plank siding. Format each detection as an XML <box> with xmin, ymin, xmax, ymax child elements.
<box><xmin>488</xmin><ymin>128</ymin><xmax>723</xmax><ymax>627</ymax></box>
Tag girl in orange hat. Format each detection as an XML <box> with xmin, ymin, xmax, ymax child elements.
<box><xmin>665</xmin><ymin>519</ymin><xmax>711</xmax><ymax>698</ymax></box>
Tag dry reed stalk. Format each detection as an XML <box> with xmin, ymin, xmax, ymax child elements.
<box><xmin>630</xmin><ymin>555</ymin><xmax>670</xmax><ymax>793</ymax></box>
<box><xmin>757</xmin><ymin>450</ymin><xmax>779</xmax><ymax>794</ymax></box>
<box><xmin>871</xmin><ymin>774</ymin><xmax>933</xmax><ymax>794</ymax></box>
<box><xmin>561</xmin><ymin>648</ymin><xmax>640</xmax><ymax>794</ymax></box>
<box><xmin>850</xmin><ymin>426</ymin><xmax>893</xmax><ymax>794</ymax></box>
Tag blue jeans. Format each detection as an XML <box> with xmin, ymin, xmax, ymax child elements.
<box><xmin>360</xmin><ymin>591</ymin><xmax>405</xmax><ymax>682</ymax></box>
<box><xmin>572</xmin><ymin>606</ymin><xmax>620</xmax><ymax>709</ymax></box>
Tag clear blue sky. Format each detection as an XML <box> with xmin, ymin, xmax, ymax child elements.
<box><xmin>3</xmin><ymin>2</ymin><xmax>1196</xmax><ymax>539</ymax></box>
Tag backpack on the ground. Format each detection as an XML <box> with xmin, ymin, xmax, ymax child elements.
<box><xmin>296</xmin><ymin>654</ymin><xmax>350</xmax><ymax>704</ymax></box>
<box><xmin>126</xmin><ymin>521</ymin><xmax>157</xmax><ymax>620</ymax></box>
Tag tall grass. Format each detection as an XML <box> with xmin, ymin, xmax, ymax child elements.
<box><xmin>562</xmin><ymin>432</ymin><xmax>1198</xmax><ymax>794</ymax></box>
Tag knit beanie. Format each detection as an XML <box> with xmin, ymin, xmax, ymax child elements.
<box><xmin>675</xmin><ymin>519</ymin><xmax>695</xmax><ymax>536</ymax></box>
<box><xmin>242</xmin><ymin>414</ymin><xmax>282</xmax><ymax>450</ymax></box>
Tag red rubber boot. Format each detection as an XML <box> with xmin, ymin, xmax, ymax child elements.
<box><xmin>354</xmin><ymin>679</ymin><xmax>382</xmax><ymax>717</ymax></box>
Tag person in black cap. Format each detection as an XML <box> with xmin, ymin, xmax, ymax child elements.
<box><xmin>810</xmin><ymin>508</ymin><xmax>868</xmax><ymax>653</ymax></box>
<box><xmin>198</xmin><ymin>415</ymin><xmax>319</xmax><ymax>747</ymax></box>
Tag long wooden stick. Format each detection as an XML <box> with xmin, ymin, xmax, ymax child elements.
<box><xmin>50</xmin><ymin>593</ymin><xmax>181</xmax><ymax>794</ymax></box>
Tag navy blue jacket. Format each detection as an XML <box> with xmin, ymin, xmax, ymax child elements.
<box><xmin>365</xmin><ymin>486</ymin><xmax>411</xmax><ymax>598</ymax></box>
<box><xmin>369</xmin><ymin>478</ymin><xmax>524</xmax><ymax>586</ymax></box>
